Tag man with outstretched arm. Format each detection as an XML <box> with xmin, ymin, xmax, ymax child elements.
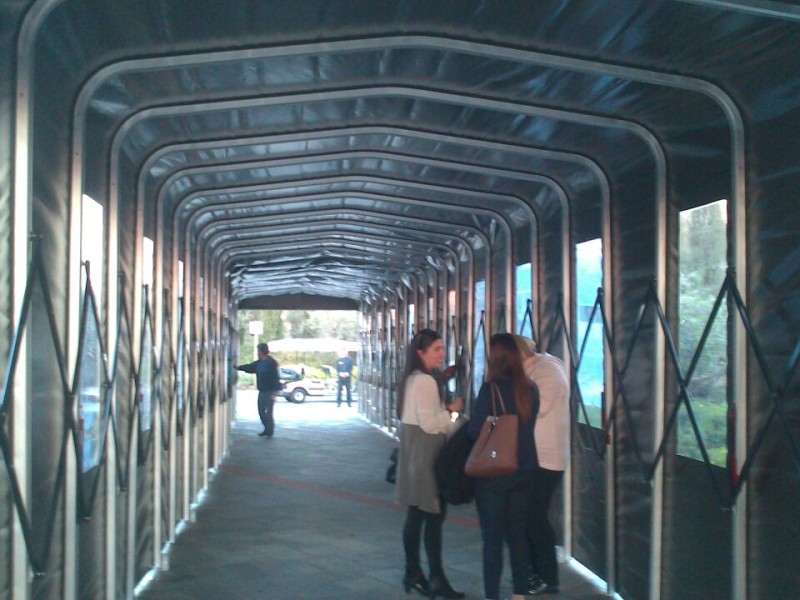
<box><xmin>234</xmin><ymin>343</ymin><xmax>283</xmax><ymax>437</ymax></box>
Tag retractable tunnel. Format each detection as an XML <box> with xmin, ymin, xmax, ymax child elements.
<box><xmin>0</xmin><ymin>1</ymin><xmax>798</xmax><ymax>599</ymax></box>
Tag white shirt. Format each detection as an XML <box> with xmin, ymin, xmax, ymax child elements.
<box><xmin>524</xmin><ymin>353</ymin><xmax>570</xmax><ymax>471</ymax></box>
<box><xmin>401</xmin><ymin>370</ymin><xmax>459</xmax><ymax>436</ymax></box>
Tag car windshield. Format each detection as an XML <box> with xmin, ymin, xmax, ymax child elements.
<box><xmin>279</xmin><ymin>368</ymin><xmax>301</xmax><ymax>381</ymax></box>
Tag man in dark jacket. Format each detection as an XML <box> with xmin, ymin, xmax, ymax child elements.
<box><xmin>234</xmin><ymin>343</ymin><xmax>282</xmax><ymax>437</ymax></box>
<box><xmin>335</xmin><ymin>349</ymin><xmax>355</xmax><ymax>407</ymax></box>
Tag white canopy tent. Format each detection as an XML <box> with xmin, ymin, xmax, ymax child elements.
<box><xmin>266</xmin><ymin>337</ymin><xmax>359</xmax><ymax>353</ymax></box>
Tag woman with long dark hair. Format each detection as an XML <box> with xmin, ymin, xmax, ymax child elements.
<box><xmin>396</xmin><ymin>329</ymin><xmax>465</xmax><ymax>599</ymax></box>
<box><xmin>467</xmin><ymin>333</ymin><xmax>540</xmax><ymax>600</ymax></box>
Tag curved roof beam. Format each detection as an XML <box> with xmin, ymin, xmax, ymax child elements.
<box><xmin>16</xmin><ymin>25</ymin><xmax>742</xmax><ymax>348</ymax></box>
<box><xmin>109</xmin><ymin>85</ymin><xmax>663</xmax><ymax>336</ymax></box>
<box><xmin>174</xmin><ymin>206</ymin><xmax>480</xmax><ymax>346</ymax></box>
<box><xmin>187</xmin><ymin>193</ymin><xmax>492</xmax><ymax>295</ymax></box>
<box><xmin>676</xmin><ymin>0</ymin><xmax>800</xmax><ymax>20</ymax></box>
<box><xmin>223</xmin><ymin>243</ymin><xmax>429</xmax><ymax>297</ymax></box>
<box><xmin>171</xmin><ymin>148</ymin><xmax>548</xmax><ymax>284</ymax></box>
<box><xmin>205</xmin><ymin>221</ymin><xmax>464</xmax><ymax>273</ymax></box>
<box><xmin>176</xmin><ymin>186</ymin><xmax>502</xmax><ymax>316</ymax></box>
<box><xmin>141</xmin><ymin>126</ymin><xmax>602</xmax><ymax>209</ymax></box>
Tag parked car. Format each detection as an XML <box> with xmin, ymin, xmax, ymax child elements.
<box><xmin>279</xmin><ymin>367</ymin><xmax>302</xmax><ymax>384</ymax></box>
<box><xmin>281</xmin><ymin>376</ymin><xmax>336</xmax><ymax>403</ymax></box>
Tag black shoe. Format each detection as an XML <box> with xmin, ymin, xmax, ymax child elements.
<box><xmin>528</xmin><ymin>575</ymin><xmax>559</xmax><ymax>595</ymax></box>
<box><xmin>428</xmin><ymin>574</ymin><xmax>464</xmax><ymax>599</ymax></box>
<box><xmin>258</xmin><ymin>430</ymin><xmax>269</xmax><ymax>437</ymax></box>
<box><xmin>403</xmin><ymin>572</ymin><xmax>430</xmax><ymax>596</ymax></box>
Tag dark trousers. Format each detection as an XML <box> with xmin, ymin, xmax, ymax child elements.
<box><xmin>474</xmin><ymin>471</ymin><xmax>534</xmax><ymax>599</ymax></box>
<box><xmin>257</xmin><ymin>391</ymin><xmax>276</xmax><ymax>436</ymax></box>
<box><xmin>527</xmin><ymin>468</ymin><xmax>564</xmax><ymax>585</ymax></box>
<box><xmin>402</xmin><ymin>505</ymin><xmax>446</xmax><ymax>577</ymax></box>
<box><xmin>336</xmin><ymin>377</ymin><xmax>352</xmax><ymax>406</ymax></box>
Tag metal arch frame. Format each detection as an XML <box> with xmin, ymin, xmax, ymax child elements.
<box><xmin>201</xmin><ymin>215</ymin><xmax>469</xmax><ymax>264</ymax></box>
<box><xmin>145</xmin><ymin>128</ymin><xmax>588</xmax><ymax>352</ymax></box>
<box><xmin>140</xmin><ymin>125</ymin><xmax>586</xmax><ymax>352</ymax></box>
<box><xmin>110</xmin><ymin>89</ymin><xmax>656</xmax><ymax>536</ymax></box>
<box><xmin>87</xmin><ymin>61</ymin><xmax>722</xmax><ymax>600</ymax></box>
<box><xmin>154</xmin><ymin>101</ymin><xmax>617</xmax><ymax>600</ymax></box>
<box><xmin>178</xmin><ymin>188</ymin><xmax>495</xmax><ymax>361</ymax></box>
<box><xmin>218</xmin><ymin>235</ymin><xmax>448</xmax><ymax>278</ymax></box>
<box><xmin>223</xmin><ymin>247</ymin><xmax>432</xmax><ymax>298</ymax></box>
<box><xmin>166</xmin><ymin>146</ymin><xmax>549</xmax><ymax>325</ymax></box>
<box><xmin>16</xmin><ymin>10</ymin><xmax>767</xmax><ymax>599</ymax></box>
<box><xmin>160</xmin><ymin>146</ymin><xmax>547</xmax><ymax>275</ymax></box>
<box><xmin>204</xmin><ymin>209</ymin><xmax>476</xmax><ymax>330</ymax></box>
<box><xmin>208</xmin><ymin>226</ymin><xmax>461</xmax><ymax>282</ymax></box>
<box><xmin>193</xmin><ymin>202</ymin><xmax>483</xmax><ymax>353</ymax></box>
<box><xmin>198</xmin><ymin>205</ymin><xmax>480</xmax><ymax>380</ymax></box>
<box><xmin>79</xmin><ymin>59</ymin><xmax>720</xmax><ymax>600</ymax></box>
<box><xmin>140</xmin><ymin>126</ymin><xmax>579</xmax><ymax>510</ymax></box>
<box><xmin>140</xmin><ymin>123</ymin><xmax>597</xmax><ymax>332</ymax></box>
<box><xmin>174</xmin><ymin>179</ymin><xmax>511</xmax><ymax>326</ymax></box>
<box><xmin>102</xmin><ymin>81</ymin><xmax>664</xmax><ymax>366</ymax></box>
<box><xmin>192</xmin><ymin>204</ymin><xmax>480</xmax><ymax>282</ymax></box>
<box><xmin>212</xmin><ymin>230</ymin><xmax>460</xmax><ymax>302</ymax></box>
<box><xmin>172</xmin><ymin>145</ymin><xmax>547</xmax><ymax>255</ymax></box>
<box><xmin>72</xmin><ymin>52</ymin><xmax>738</xmax><ymax>587</ymax></box>
<box><xmin>221</xmin><ymin>243</ymin><xmax>427</xmax><ymax>286</ymax></box>
<box><xmin>676</xmin><ymin>0</ymin><xmax>800</xmax><ymax>20</ymax></box>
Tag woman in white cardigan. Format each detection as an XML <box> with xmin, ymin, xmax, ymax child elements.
<box><xmin>396</xmin><ymin>329</ymin><xmax>465</xmax><ymax>599</ymax></box>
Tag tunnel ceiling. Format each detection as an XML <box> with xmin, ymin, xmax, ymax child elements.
<box><xmin>25</xmin><ymin>0</ymin><xmax>800</xmax><ymax>308</ymax></box>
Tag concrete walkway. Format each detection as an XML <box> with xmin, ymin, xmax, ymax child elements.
<box><xmin>137</xmin><ymin>391</ymin><xmax>610</xmax><ymax>600</ymax></box>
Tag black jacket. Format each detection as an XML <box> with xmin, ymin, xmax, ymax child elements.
<box><xmin>434</xmin><ymin>423</ymin><xmax>475</xmax><ymax>505</ymax></box>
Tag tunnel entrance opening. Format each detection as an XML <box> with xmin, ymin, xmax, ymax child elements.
<box><xmin>235</xmin><ymin>309</ymin><xmax>360</xmax><ymax>410</ymax></box>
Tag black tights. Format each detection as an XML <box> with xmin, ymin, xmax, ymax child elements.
<box><xmin>403</xmin><ymin>505</ymin><xmax>446</xmax><ymax>577</ymax></box>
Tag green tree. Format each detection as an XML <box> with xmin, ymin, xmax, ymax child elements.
<box><xmin>678</xmin><ymin>201</ymin><xmax>728</xmax><ymax>466</ymax></box>
<box><xmin>238</xmin><ymin>310</ymin><xmax>285</xmax><ymax>362</ymax></box>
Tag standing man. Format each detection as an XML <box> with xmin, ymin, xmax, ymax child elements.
<box><xmin>335</xmin><ymin>348</ymin><xmax>354</xmax><ymax>407</ymax></box>
<box><xmin>234</xmin><ymin>343</ymin><xmax>282</xmax><ymax>437</ymax></box>
<box><xmin>515</xmin><ymin>336</ymin><xmax>570</xmax><ymax>596</ymax></box>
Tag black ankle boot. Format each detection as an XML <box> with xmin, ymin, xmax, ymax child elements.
<box><xmin>403</xmin><ymin>570</ymin><xmax>430</xmax><ymax>596</ymax></box>
<box><xmin>428</xmin><ymin>573</ymin><xmax>465</xmax><ymax>599</ymax></box>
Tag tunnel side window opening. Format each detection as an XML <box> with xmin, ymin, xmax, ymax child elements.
<box><xmin>79</xmin><ymin>194</ymin><xmax>105</xmax><ymax>473</ymax></box>
<box><xmin>139</xmin><ymin>236</ymin><xmax>156</xmax><ymax>435</ymax></box>
<box><xmin>472</xmin><ymin>279</ymin><xmax>486</xmax><ymax>397</ymax></box>
<box><xmin>408</xmin><ymin>303</ymin><xmax>415</xmax><ymax>339</ymax></box>
<box><xmin>515</xmin><ymin>262</ymin><xmax>533</xmax><ymax>337</ymax></box>
<box><xmin>678</xmin><ymin>199</ymin><xmax>729</xmax><ymax>467</ymax></box>
<box><xmin>143</xmin><ymin>236</ymin><xmax>154</xmax><ymax>307</ymax></box>
<box><xmin>176</xmin><ymin>308</ymin><xmax>185</xmax><ymax>419</ymax></box>
<box><xmin>575</xmin><ymin>238</ymin><xmax>604</xmax><ymax>428</ymax></box>
<box><xmin>139</xmin><ymin>304</ymin><xmax>154</xmax><ymax>433</ymax></box>
<box><xmin>447</xmin><ymin>290</ymin><xmax>457</xmax><ymax>398</ymax></box>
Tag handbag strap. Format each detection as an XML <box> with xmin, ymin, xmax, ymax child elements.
<box><xmin>490</xmin><ymin>382</ymin><xmax>508</xmax><ymax>416</ymax></box>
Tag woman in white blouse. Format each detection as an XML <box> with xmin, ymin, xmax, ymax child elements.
<box><xmin>396</xmin><ymin>329</ymin><xmax>465</xmax><ymax>599</ymax></box>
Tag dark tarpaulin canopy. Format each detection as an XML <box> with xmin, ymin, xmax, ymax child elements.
<box><xmin>1</xmin><ymin>1</ymin><xmax>799</xmax><ymax>599</ymax></box>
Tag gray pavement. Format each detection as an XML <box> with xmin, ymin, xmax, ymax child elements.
<box><xmin>137</xmin><ymin>390</ymin><xmax>610</xmax><ymax>599</ymax></box>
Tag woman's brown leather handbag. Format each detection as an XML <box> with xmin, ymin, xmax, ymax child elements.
<box><xmin>464</xmin><ymin>383</ymin><xmax>518</xmax><ymax>478</ymax></box>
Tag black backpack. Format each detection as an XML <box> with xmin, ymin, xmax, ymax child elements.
<box><xmin>435</xmin><ymin>423</ymin><xmax>475</xmax><ymax>505</ymax></box>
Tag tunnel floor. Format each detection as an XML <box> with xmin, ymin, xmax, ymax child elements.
<box><xmin>137</xmin><ymin>391</ymin><xmax>610</xmax><ymax>599</ymax></box>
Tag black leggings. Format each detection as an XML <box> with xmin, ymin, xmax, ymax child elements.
<box><xmin>403</xmin><ymin>505</ymin><xmax>447</xmax><ymax>577</ymax></box>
